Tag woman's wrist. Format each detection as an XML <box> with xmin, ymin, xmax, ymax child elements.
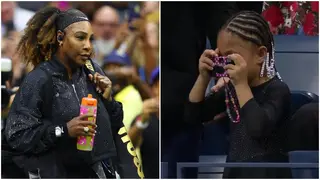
<box><xmin>49</xmin><ymin>123</ymin><xmax>69</xmax><ymax>141</ymax></box>
<box><xmin>103</xmin><ymin>95</ymin><xmax>114</xmax><ymax>105</ymax></box>
<box><xmin>102</xmin><ymin>90</ymin><xmax>113</xmax><ymax>101</ymax></box>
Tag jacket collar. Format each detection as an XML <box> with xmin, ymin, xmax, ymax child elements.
<box><xmin>50</xmin><ymin>54</ymin><xmax>84</xmax><ymax>80</ymax></box>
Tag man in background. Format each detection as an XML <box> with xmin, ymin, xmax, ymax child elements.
<box><xmin>1</xmin><ymin>1</ymin><xmax>34</xmax><ymax>37</ymax></box>
<box><xmin>102</xmin><ymin>51</ymin><xmax>143</xmax><ymax>131</ymax></box>
<box><xmin>92</xmin><ymin>6</ymin><xmax>120</xmax><ymax>66</ymax></box>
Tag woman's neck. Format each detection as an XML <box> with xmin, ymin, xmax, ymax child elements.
<box><xmin>56</xmin><ymin>51</ymin><xmax>76</xmax><ymax>79</ymax></box>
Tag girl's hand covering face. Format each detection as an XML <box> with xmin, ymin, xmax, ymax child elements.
<box><xmin>211</xmin><ymin>77</ymin><xmax>230</xmax><ymax>93</ymax></box>
<box><xmin>224</xmin><ymin>53</ymin><xmax>248</xmax><ymax>86</ymax></box>
<box><xmin>198</xmin><ymin>48</ymin><xmax>219</xmax><ymax>80</ymax></box>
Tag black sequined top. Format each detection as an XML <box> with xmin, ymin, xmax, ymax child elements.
<box><xmin>185</xmin><ymin>77</ymin><xmax>292</xmax><ymax>178</ymax></box>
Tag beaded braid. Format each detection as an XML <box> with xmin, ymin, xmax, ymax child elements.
<box><xmin>220</xmin><ymin>11</ymin><xmax>282</xmax><ymax>123</ymax></box>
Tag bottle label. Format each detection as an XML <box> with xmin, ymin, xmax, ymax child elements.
<box><xmin>77</xmin><ymin>105</ymin><xmax>97</xmax><ymax>151</ymax></box>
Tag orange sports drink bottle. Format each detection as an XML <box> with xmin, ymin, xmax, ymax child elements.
<box><xmin>77</xmin><ymin>94</ymin><xmax>97</xmax><ymax>151</ymax></box>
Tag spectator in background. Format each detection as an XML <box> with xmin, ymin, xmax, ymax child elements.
<box><xmin>145</xmin><ymin>18</ymin><xmax>158</xmax><ymax>53</ymax></box>
<box><xmin>141</xmin><ymin>1</ymin><xmax>159</xmax><ymax>17</ymax></box>
<box><xmin>17</xmin><ymin>1</ymin><xmax>48</xmax><ymax>12</ymax></box>
<box><xmin>1</xmin><ymin>1</ymin><xmax>36</xmax><ymax>100</ymax></box>
<box><xmin>49</xmin><ymin>1</ymin><xmax>72</xmax><ymax>11</ymax></box>
<box><xmin>71</xmin><ymin>1</ymin><xmax>102</xmax><ymax>21</ymax></box>
<box><xmin>141</xmin><ymin>1</ymin><xmax>159</xmax><ymax>81</ymax></box>
<box><xmin>104</xmin><ymin>24</ymin><xmax>155</xmax><ymax>101</ymax></box>
<box><xmin>1</xmin><ymin>1</ymin><xmax>34</xmax><ymax>37</ymax></box>
<box><xmin>108</xmin><ymin>5</ymin><xmax>156</xmax><ymax>99</ymax></box>
<box><xmin>104</xmin><ymin>2</ymin><xmax>130</xmax><ymax>22</ymax></box>
<box><xmin>129</xmin><ymin>67</ymin><xmax>159</xmax><ymax>179</ymax></box>
<box><xmin>1</xmin><ymin>31</ymin><xmax>31</xmax><ymax>88</ymax></box>
<box><xmin>1</xmin><ymin>2</ymin><xmax>35</xmax><ymax>120</ymax></box>
<box><xmin>92</xmin><ymin>6</ymin><xmax>120</xmax><ymax>66</ymax></box>
<box><xmin>102</xmin><ymin>51</ymin><xmax>143</xmax><ymax>131</ymax></box>
<box><xmin>142</xmin><ymin>1</ymin><xmax>159</xmax><ymax>66</ymax></box>
<box><xmin>112</xmin><ymin>2</ymin><xmax>159</xmax><ymax>84</ymax></box>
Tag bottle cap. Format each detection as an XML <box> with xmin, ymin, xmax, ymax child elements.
<box><xmin>81</xmin><ymin>94</ymin><xmax>97</xmax><ymax>106</ymax></box>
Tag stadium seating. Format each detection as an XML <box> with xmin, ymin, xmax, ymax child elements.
<box><xmin>288</xmin><ymin>151</ymin><xmax>319</xmax><ymax>179</ymax></box>
<box><xmin>290</xmin><ymin>90</ymin><xmax>318</xmax><ymax>115</ymax></box>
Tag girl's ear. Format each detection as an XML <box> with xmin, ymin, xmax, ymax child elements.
<box><xmin>256</xmin><ymin>46</ymin><xmax>268</xmax><ymax>65</ymax></box>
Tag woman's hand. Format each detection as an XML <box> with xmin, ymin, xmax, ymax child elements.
<box><xmin>224</xmin><ymin>54</ymin><xmax>248</xmax><ymax>86</ymax></box>
<box><xmin>66</xmin><ymin>114</ymin><xmax>97</xmax><ymax>137</ymax></box>
<box><xmin>88</xmin><ymin>73</ymin><xmax>113</xmax><ymax>101</ymax></box>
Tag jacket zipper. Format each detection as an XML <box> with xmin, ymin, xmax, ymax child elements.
<box><xmin>72</xmin><ymin>83</ymin><xmax>80</xmax><ymax>104</ymax></box>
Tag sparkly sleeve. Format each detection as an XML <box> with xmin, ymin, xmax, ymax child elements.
<box><xmin>4</xmin><ymin>69</ymin><xmax>60</xmax><ymax>154</ymax></box>
<box><xmin>185</xmin><ymin>89</ymin><xmax>226</xmax><ymax>124</ymax></box>
<box><xmin>103</xmin><ymin>98</ymin><xmax>124</xmax><ymax>128</ymax></box>
<box><xmin>93</xmin><ymin>62</ymin><xmax>124</xmax><ymax>128</ymax></box>
<box><xmin>240</xmin><ymin>81</ymin><xmax>291</xmax><ymax>139</ymax></box>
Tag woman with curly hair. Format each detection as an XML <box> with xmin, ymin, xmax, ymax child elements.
<box><xmin>4</xmin><ymin>7</ymin><xmax>126</xmax><ymax>178</ymax></box>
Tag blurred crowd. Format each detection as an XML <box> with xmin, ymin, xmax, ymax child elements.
<box><xmin>1</xmin><ymin>1</ymin><xmax>159</xmax><ymax>177</ymax></box>
<box><xmin>262</xmin><ymin>1</ymin><xmax>319</xmax><ymax>36</ymax></box>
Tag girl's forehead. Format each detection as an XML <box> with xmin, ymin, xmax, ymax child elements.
<box><xmin>217</xmin><ymin>30</ymin><xmax>254</xmax><ymax>55</ymax></box>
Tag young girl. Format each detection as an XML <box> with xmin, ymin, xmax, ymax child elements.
<box><xmin>186</xmin><ymin>11</ymin><xmax>292</xmax><ymax>178</ymax></box>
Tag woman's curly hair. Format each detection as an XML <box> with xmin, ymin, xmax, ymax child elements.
<box><xmin>16</xmin><ymin>7</ymin><xmax>61</xmax><ymax>67</ymax></box>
